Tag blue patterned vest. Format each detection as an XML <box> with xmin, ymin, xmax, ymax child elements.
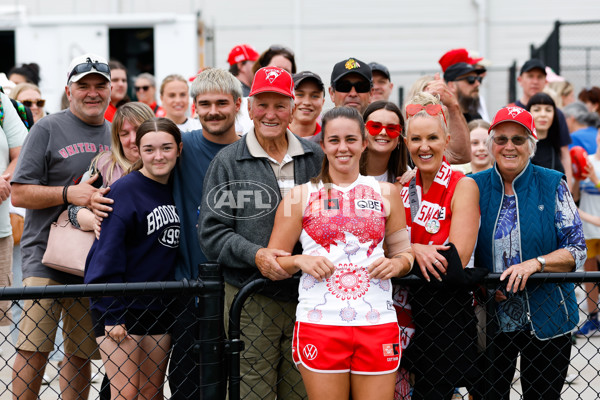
<box><xmin>472</xmin><ymin>162</ymin><xmax>578</xmax><ymax>339</ymax></box>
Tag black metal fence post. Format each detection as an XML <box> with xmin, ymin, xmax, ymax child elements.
<box><xmin>198</xmin><ymin>263</ymin><xmax>226</xmax><ymax>399</ymax></box>
<box><xmin>226</xmin><ymin>279</ymin><xmax>269</xmax><ymax>400</ymax></box>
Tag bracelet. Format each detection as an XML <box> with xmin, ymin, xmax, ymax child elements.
<box><xmin>62</xmin><ymin>184</ymin><xmax>70</xmax><ymax>205</ymax></box>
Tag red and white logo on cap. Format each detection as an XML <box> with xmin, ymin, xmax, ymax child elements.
<box><xmin>506</xmin><ymin>106</ymin><xmax>525</xmax><ymax>118</ymax></box>
<box><xmin>489</xmin><ymin>106</ymin><xmax>537</xmax><ymax>139</ymax></box>
<box><xmin>264</xmin><ymin>67</ymin><xmax>282</xmax><ymax>83</ymax></box>
<box><xmin>249</xmin><ymin>66</ymin><xmax>295</xmax><ymax>98</ymax></box>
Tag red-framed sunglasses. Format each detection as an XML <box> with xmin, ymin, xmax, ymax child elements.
<box><xmin>365</xmin><ymin>120</ymin><xmax>402</xmax><ymax>138</ymax></box>
<box><xmin>405</xmin><ymin>104</ymin><xmax>448</xmax><ymax>127</ymax></box>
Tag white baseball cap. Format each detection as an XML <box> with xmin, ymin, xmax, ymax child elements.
<box><xmin>67</xmin><ymin>53</ymin><xmax>110</xmax><ymax>84</ymax></box>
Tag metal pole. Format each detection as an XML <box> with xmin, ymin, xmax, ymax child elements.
<box><xmin>198</xmin><ymin>263</ymin><xmax>226</xmax><ymax>399</ymax></box>
<box><xmin>227</xmin><ymin>279</ymin><xmax>269</xmax><ymax>400</ymax></box>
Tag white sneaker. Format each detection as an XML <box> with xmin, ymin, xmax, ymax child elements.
<box><xmin>41</xmin><ymin>373</ymin><xmax>52</xmax><ymax>385</ymax></box>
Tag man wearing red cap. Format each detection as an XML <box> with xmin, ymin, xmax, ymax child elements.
<box><xmin>199</xmin><ymin>66</ymin><xmax>323</xmax><ymax>399</ymax></box>
<box><xmin>439</xmin><ymin>48</ymin><xmax>491</xmax><ymax>122</ymax></box>
<box><xmin>438</xmin><ymin>48</ymin><xmax>483</xmax><ymax>73</ymax></box>
<box><xmin>228</xmin><ymin>44</ymin><xmax>259</xmax><ymax>97</ymax></box>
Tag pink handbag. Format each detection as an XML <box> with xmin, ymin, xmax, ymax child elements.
<box><xmin>42</xmin><ymin>210</ymin><xmax>95</xmax><ymax>277</ymax></box>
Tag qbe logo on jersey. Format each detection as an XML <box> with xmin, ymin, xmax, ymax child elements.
<box><xmin>354</xmin><ymin>199</ymin><xmax>382</xmax><ymax>212</ymax></box>
<box><xmin>302</xmin><ymin>344</ymin><xmax>318</xmax><ymax>360</ymax></box>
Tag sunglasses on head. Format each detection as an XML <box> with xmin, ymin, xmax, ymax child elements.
<box><xmin>365</xmin><ymin>120</ymin><xmax>402</xmax><ymax>138</ymax></box>
<box><xmin>135</xmin><ymin>85</ymin><xmax>151</xmax><ymax>92</ymax></box>
<box><xmin>493</xmin><ymin>135</ymin><xmax>528</xmax><ymax>146</ymax></box>
<box><xmin>334</xmin><ymin>80</ymin><xmax>371</xmax><ymax>93</ymax></box>
<box><xmin>405</xmin><ymin>103</ymin><xmax>448</xmax><ymax>126</ymax></box>
<box><xmin>21</xmin><ymin>99</ymin><xmax>46</xmax><ymax>108</ymax></box>
<box><xmin>67</xmin><ymin>58</ymin><xmax>110</xmax><ymax>82</ymax></box>
<box><xmin>456</xmin><ymin>75</ymin><xmax>483</xmax><ymax>85</ymax></box>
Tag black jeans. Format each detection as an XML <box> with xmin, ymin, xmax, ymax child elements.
<box><xmin>486</xmin><ymin>330</ymin><xmax>572</xmax><ymax>399</ymax></box>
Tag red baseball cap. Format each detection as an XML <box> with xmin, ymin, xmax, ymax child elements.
<box><xmin>438</xmin><ymin>48</ymin><xmax>484</xmax><ymax>72</ymax></box>
<box><xmin>489</xmin><ymin>106</ymin><xmax>537</xmax><ymax>139</ymax></box>
<box><xmin>249</xmin><ymin>67</ymin><xmax>295</xmax><ymax>99</ymax></box>
<box><xmin>227</xmin><ymin>44</ymin><xmax>259</xmax><ymax>66</ymax></box>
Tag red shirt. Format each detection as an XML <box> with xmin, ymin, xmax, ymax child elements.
<box><xmin>104</xmin><ymin>103</ymin><xmax>117</xmax><ymax>122</ymax></box>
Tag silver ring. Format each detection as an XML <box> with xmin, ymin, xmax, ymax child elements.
<box><xmin>434</xmin><ymin>260</ymin><xmax>440</xmax><ymax>265</ymax></box>
<box><xmin>517</xmin><ymin>275</ymin><xmax>523</xmax><ymax>279</ymax></box>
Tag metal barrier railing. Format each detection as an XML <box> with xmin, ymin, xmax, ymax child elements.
<box><xmin>1</xmin><ymin>268</ymin><xmax>599</xmax><ymax>399</ymax></box>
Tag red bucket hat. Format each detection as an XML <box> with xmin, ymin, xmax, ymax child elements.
<box><xmin>249</xmin><ymin>67</ymin><xmax>295</xmax><ymax>99</ymax></box>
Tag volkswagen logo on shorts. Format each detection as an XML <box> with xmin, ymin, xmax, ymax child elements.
<box><xmin>302</xmin><ymin>344</ymin><xmax>318</xmax><ymax>360</ymax></box>
<box><xmin>206</xmin><ymin>180</ymin><xmax>279</xmax><ymax>220</ymax></box>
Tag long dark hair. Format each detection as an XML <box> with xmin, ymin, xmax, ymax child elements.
<box><xmin>526</xmin><ymin>92</ymin><xmax>561</xmax><ymax>152</ymax></box>
<box><xmin>313</xmin><ymin>107</ymin><xmax>366</xmax><ymax>185</ymax></box>
<box><xmin>362</xmin><ymin>101</ymin><xmax>407</xmax><ymax>181</ymax></box>
<box><xmin>131</xmin><ymin>117</ymin><xmax>182</xmax><ymax>172</ymax></box>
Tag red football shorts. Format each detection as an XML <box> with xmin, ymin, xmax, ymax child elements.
<box><xmin>292</xmin><ymin>321</ymin><xmax>401</xmax><ymax>374</ymax></box>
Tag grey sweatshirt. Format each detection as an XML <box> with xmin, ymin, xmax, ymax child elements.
<box><xmin>198</xmin><ymin>132</ymin><xmax>323</xmax><ymax>301</ymax></box>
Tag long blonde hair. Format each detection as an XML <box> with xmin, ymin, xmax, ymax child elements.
<box><xmin>91</xmin><ymin>102</ymin><xmax>155</xmax><ymax>183</ymax></box>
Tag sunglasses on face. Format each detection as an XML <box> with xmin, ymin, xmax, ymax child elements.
<box><xmin>405</xmin><ymin>103</ymin><xmax>448</xmax><ymax>126</ymax></box>
<box><xmin>21</xmin><ymin>99</ymin><xmax>46</xmax><ymax>108</ymax></box>
<box><xmin>493</xmin><ymin>136</ymin><xmax>528</xmax><ymax>146</ymax></box>
<box><xmin>135</xmin><ymin>85</ymin><xmax>151</xmax><ymax>92</ymax></box>
<box><xmin>67</xmin><ymin>58</ymin><xmax>110</xmax><ymax>82</ymax></box>
<box><xmin>334</xmin><ymin>80</ymin><xmax>371</xmax><ymax>93</ymax></box>
<box><xmin>456</xmin><ymin>75</ymin><xmax>483</xmax><ymax>85</ymax></box>
<box><xmin>365</xmin><ymin>120</ymin><xmax>402</xmax><ymax>138</ymax></box>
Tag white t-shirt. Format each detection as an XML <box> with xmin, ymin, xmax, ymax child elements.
<box><xmin>0</xmin><ymin>92</ymin><xmax>26</xmax><ymax>237</ymax></box>
<box><xmin>579</xmin><ymin>155</ymin><xmax>600</xmax><ymax>239</ymax></box>
<box><xmin>235</xmin><ymin>97</ymin><xmax>253</xmax><ymax>135</ymax></box>
<box><xmin>177</xmin><ymin>118</ymin><xmax>202</xmax><ymax>133</ymax></box>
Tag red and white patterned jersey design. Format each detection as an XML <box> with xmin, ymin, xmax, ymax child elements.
<box><xmin>297</xmin><ymin>175</ymin><xmax>397</xmax><ymax>326</ymax></box>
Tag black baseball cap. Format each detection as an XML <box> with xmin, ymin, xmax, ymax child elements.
<box><xmin>369</xmin><ymin>62</ymin><xmax>391</xmax><ymax>80</ymax></box>
<box><xmin>292</xmin><ymin>71</ymin><xmax>324</xmax><ymax>91</ymax></box>
<box><xmin>331</xmin><ymin>57</ymin><xmax>372</xmax><ymax>85</ymax></box>
<box><xmin>520</xmin><ymin>59</ymin><xmax>546</xmax><ymax>76</ymax></box>
<box><xmin>444</xmin><ymin>62</ymin><xmax>486</xmax><ymax>82</ymax></box>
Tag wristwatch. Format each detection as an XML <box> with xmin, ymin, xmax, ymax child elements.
<box><xmin>536</xmin><ymin>256</ymin><xmax>546</xmax><ymax>273</ymax></box>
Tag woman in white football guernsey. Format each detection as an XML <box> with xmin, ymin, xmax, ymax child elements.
<box><xmin>268</xmin><ymin>106</ymin><xmax>414</xmax><ymax>399</ymax></box>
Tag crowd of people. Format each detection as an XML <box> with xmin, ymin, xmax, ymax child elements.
<box><xmin>0</xmin><ymin>42</ymin><xmax>599</xmax><ymax>400</ymax></box>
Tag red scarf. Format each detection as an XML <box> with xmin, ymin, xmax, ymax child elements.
<box><xmin>400</xmin><ymin>157</ymin><xmax>464</xmax><ymax>245</ymax></box>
